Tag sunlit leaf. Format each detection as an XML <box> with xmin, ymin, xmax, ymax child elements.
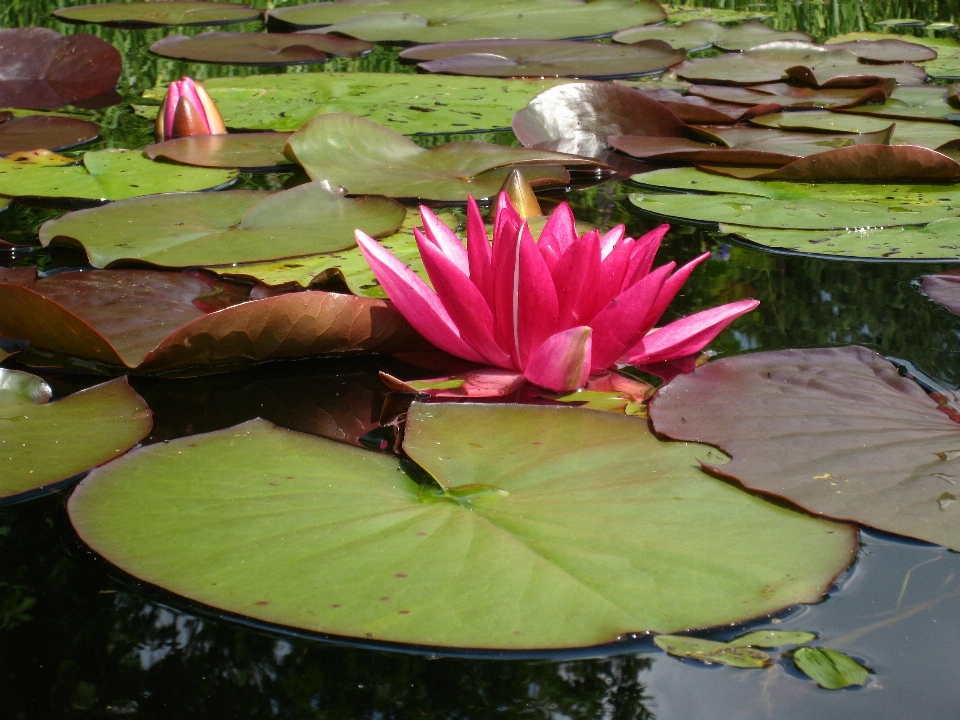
<box><xmin>793</xmin><ymin>647</ymin><xmax>869</xmax><ymax>689</ymax></box>
<box><xmin>660</xmin><ymin>4</ymin><xmax>771</xmax><ymax>24</ymax></box>
<box><xmin>653</xmin><ymin>635</ymin><xmax>770</xmax><ymax>668</ymax></box>
<box><xmin>613</xmin><ymin>20</ymin><xmax>811</xmax><ymax>52</ymax></box>
<box><xmin>0</xmin><ymin>115</ymin><xmax>99</xmax><ymax>155</ymax></box>
<box><xmin>922</xmin><ymin>273</ymin><xmax>960</xmax><ymax>315</ymax></box>
<box><xmin>150</xmin><ymin>31</ymin><xmax>372</xmax><ymax>65</ymax></box>
<box><xmin>53</xmin><ymin>1</ymin><xmax>262</xmax><ymax>28</ymax></box>
<box><xmin>827</xmin><ymin>32</ymin><xmax>960</xmax><ymax>80</ymax></box>
<box><xmin>144</xmin><ymin>132</ymin><xmax>292</xmax><ymax>171</ymax></box>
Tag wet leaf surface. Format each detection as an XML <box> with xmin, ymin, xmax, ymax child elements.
<box><xmin>38</xmin><ymin>182</ymin><xmax>405</xmax><ymax>268</ymax></box>
<box><xmin>0</xmin><ymin>149</ymin><xmax>237</xmax><ymax>205</ymax></box>
<box><xmin>0</xmin><ymin>115</ymin><xmax>99</xmax><ymax>155</ymax></box>
<box><xmin>68</xmin><ymin>402</ymin><xmax>855</xmax><ymax>649</ymax></box>
<box><xmin>922</xmin><ymin>273</ymin><xmax>960</xmax><ymax>315</ymax></box>
<box><xmin>612</xmin><ymin>20</ymin><xmax>811</xmax><ymax>52</ymax></box>
<box><xmin>793</xmin><ymin>647</ymin><xmax>869</xmax><ymax>689</ymax></box>
<box><xmin>149</xmin><ymin>31</ymin><xmax>372</xmax><ymax>65</ymax></box>
<box><xmin>0</xmin><ymin>269</ymin><xmax>423</xmax><ymax>373</ymax></box>
<box><xmin>0</xmin><ymin>28</ymin><xmax>122</xmax><ymax>109</ymax></box>
<box><xmin>650</xmin><ymin>346</ymin><xmax>960</xmax><ymax>551</ymax></box>
<box><xmin>144</xmin><ymin>132</ymin><xmax>292</xmax><ymax>171</ymax></box>
<box><xmin>0</xmin><ymin>371</ymin><xmax>151</xmax><ymax>502</ymax></box>
<box><xmin>267</xmin><ymin>0</ymin><xmax>666</xmax><ymax>42</ymax></box>
<box><xmin>285</xmin><ymin>113</ymin><xmax>596</xmax><ymax>201</ymax></box>
<box><xmin>399</xmin><ymin>39</ymin><xmax>684</xmax><ymax>79</ymax></box>
<box><xmin>53</xmin><ymin>1</ymin><xmax>262</xmax><ymax>27</ymax></box>
<box><xmin>139</xmin><ymin>73</ymin><xmax>570</xmax><ymax>134</ymax></box>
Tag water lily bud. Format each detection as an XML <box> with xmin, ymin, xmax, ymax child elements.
<box><xmin>495</xmin><ymin>169</ymin><xmax>542</xmax><ymax>220</ymax></box>
<box><xmin>155</xmin><ymin>77</ymin><xmax>227</xmax><ymax>142</ymax></box>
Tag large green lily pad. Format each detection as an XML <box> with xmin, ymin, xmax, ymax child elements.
<box><xmin>0</xmin><ymin>149</ymin><xmax>237</xmax><ymax>205</ymax></box>
<box><xmin>1</xmin><ymin>371</ymin><xmax>151</xmax><ymax>502</ymax></box>
<box><xmin>139</xmin><ymin>73</ymin><xmax>570</xmax><ymax>134</ymax></box>
<box><xmin>149</xmin><ymin>31</ymin><xmax>372</xmax><ymax>65</ymax></box>
<box><xmin>68</xmin><ymin>402</ymin><xmax>856</xmax><ymax>649</ymax></box>
<box><xmin>721</xmin><ymin>219</ymin><xmax>960</xmax><ymax>260</ymax></box>
<box><xmin>144</xmin><ymin>132</ymin><xmax>292</xmax><ymax>171</ymax></box>
<box><xmin>629</xmin><ymin>167</ymin><xmax>960</xmax><ymax>229</ymax></box>
<box><xmin>285</xmin><ymin>113</ymin><xmax>597</xmax><ymax>201</ymax></box>
<box><xmin>38</xmin><ymin>182</ymin><xmax>405</xmax><ymax>268</ymax></box>
<box><xmin>53</xmin><ymin>1</ymin><xmax>262</xmax><ymax>28</ymax></box>
<box><xmin>748</xmin><ymin>110</ymin><xmax>960</xmax><ymax>150</ymax></box>
<box><xmin>612</xmin><ymin>20</ymin><xmax>811</xmax><ymax>52</ymax></box>
<box><xmin>650</xmin><ymin>346</ymin><xmax>960</xmax><ymax>551</ymax></box>
<box><xmin>266</xmin><ymin>0</ymin><xmax>666</xmax><ymax>42</ymax></box>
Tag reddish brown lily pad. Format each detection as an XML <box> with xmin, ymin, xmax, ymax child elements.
<box><xmin>144</xmin><ymin>132</ymin><xmax>293</xmax><ymax>171</ymax></box>
<box><xmin>399</xmin><ymin>39</ymin><xmax>685</xmax><ymax>79</ymax></box>
<box><xmin>922</xmin><ymin>274</ymin><xmax>960</xmax><ymax>316</ymax></box>
<box><xmin>149</xmin><ymin>31</ymin><xmax>372</xmax><ymax>65</ymax></box>
<box><xmin>0</xmin><ymin>269</ymin><xmax>423</xmax><ymax>374</ymax></box>
<box><xmin>650</xmin><ymin>346</ymin><xmax>960</xmax><ymax>551</ymax></box>
<box><xmin>0</xmin><ymin>115</ymin><xmax>99</xmax><ymax>155</ymax></box>
<box><xmin>687</xmin><ymin>80</ymin><xmax>895</xmax><ymax>109</ymax></box>
<box><xmin>0</xmin><ymin>28</ymin><xmax>122</xmax><ymax>110</ymax></box>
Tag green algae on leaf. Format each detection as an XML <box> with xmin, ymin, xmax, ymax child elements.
<box><xmin>53</xmin><ymin>1</ymin><xmax>262</xmax><ymax>28</ymax></box>
<box><xmin>0</xmin><ymin>371</ymin><xmax>151</xmax><ymax>503</ymax></box>
<box><xmin>793</xmin><ymin>647</ymin><xmax>870</xmax><ymax>689</ymax></box>
<box><xmin>67</xmin><ymin>402</ymin><xmax>856</xmax><ymax>649</ymax></box>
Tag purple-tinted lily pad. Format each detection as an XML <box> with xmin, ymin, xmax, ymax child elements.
<box><xmin>149</xmin><ymin>31</ymin><xmax>372</xmax><ymax>65</ymax></box>
<box><xmin>144</xmin><ymin>132</ymin><xmax>292</xmax><ymax>171</ymax></box>
<box><xmin>53</xmin><ymin>1</ymin><xmax>262</xmax><ymax>28</ymax></box>
<box><xmin>0</xmin><ymin>269</ymin><xmax>423</xmax><ymax>373</ymax></box>
<box><xmin>0</xmin><ymin>371</ymin><xmax>152</xmax><ymax>503</ymax></box>
<box><xmin>623</xmin><ymin>86</ymin><xmax>771</xmax><ymax>124</ymax></box>
<box><xmin>0</xmin><ymin>28</ymin><xmax>122</xmax><ymax>110</ymax></box>
<box><xmin>650</xmin><ymin>345</ymin><xmax>960</xmax><ymax>551</ymax></box>
<box><xmin>675</xmin><ymin>42</ymin><xmax>926</xmax><ymax>87</ymax></box>
<box><xmin>826</xmin><ymin>38</ymin><xmax>937</xmax><ymax>63</ymax></box>
<box><xmin>612</xmin><ymin>19</ymin><xmax>811</xmax><ymax>52</ymax></box>
<box><xmin>67</xmin><ymin>402</ymin><xmax>855</xmax><ymax>649</ymax></box>
<box><xmin>285</xmin><ymin>113</ymin><xmax>603</xmax><ymax>202</ymax></box>
<box><xmin>922</xmin><ymin>274</ymin><xmax>960</xmax><ymax>316</ymax></box>
<box><xmin>687</xmin><ymin>80</ymin><xmax>895</xmax><ymax>109</ymax></box>
<box><xmin>0</xmin><ymin>115</ymin><xmax>99</xmax><ymax>155</ymax></box>
<box><xmin>399</xmin><ymin>39</ymin><xmax>684</xmax><ymax>79</ymax></box>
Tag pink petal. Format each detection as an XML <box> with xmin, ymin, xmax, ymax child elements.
<box><xmin>415</xmin><ymin>229</ymin><xmax>512</xmax><ymax>368</ymax></box>
<box><xmin>594</xmin><ymin>235</ymin><xmax>634</xmax><ymax>315</ymax></box>
<box><xmin>622</xmin><ymin>224</ymin><xmax>670</xmax><ymax>291</ymax></box>
<box><xmin>419</xmin><ymin>205</ymin><xmax>469</xmax><ymax>276</ymax></box>
<box><xmin>524</xmin><ymin>326</ymin><xmax>592</xmax><ymax>393</ymax></box>
<box><xmin>625</xmin><ymin>299</ymin><xmax>760</xmax><ymax>365</ymax></box>
<box><xmin>466</xmin><ymin>196</ymin><xmax>494</xmax><ymax>307</ymax></box>
<box><xmin>589</xmin><ymin>262</ymin><xmax>673</xmax><ymax>373</ymax></box>
<box><xmin>163</xmin><ymin>82</ymin><xmax>181</xmax><ymax>140</ymax></box>
<box><xmin>538</xmin><ymin>202</ymin><xmax>578</xmax><ymax>258</ymax></box>
<box><xmin>178</xmin><ymin>78</ymin><xmax>210</xmax><ymax>133</ymax></box>
<box><xmin>354</xmin><ymin>229</ymin><xmax>485</xmax><ymax>363</ymax></box>
<box><xmin>643</xmin><ymin>252</ymin><xmax>710</xmax><ymax>328</ymax></box>
<box><xmin>493</xmin><ymin>191</ymin><xmax>521</xmax><ymax>241</ymax></box>
<box><xmin>553</xmin><ymin>229</ymin><xmax>601</xmax><ymax>330</ymax></box>
<box><xmin>599</xmin><ymin>225</ymin><xmax>625</xmax><ymax>259</ymax></box>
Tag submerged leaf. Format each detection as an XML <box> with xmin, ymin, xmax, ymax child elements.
<box><xmin>793</xmin><ymin>647</ymin><xmax>869</xmax><ymax>689</ymax></box>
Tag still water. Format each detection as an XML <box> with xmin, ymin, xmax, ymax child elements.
<box><xmin>3</xmin><ymin>0</ymin><xmax>960</xmax><ymax>717</ymax></box>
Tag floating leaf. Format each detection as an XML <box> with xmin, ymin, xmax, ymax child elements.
<box><xmin>0</xmin><ymin>28</ymin><xmax>122</xmax><ymax>109</ymax></box>
<box><xmin>793</xmin><ymin>647</ymin><xmax>869</xmax><ymax>689</ymax></box>
<box><xmin>266</xmin><ymin>0</ymin><xmax>666</xmax><ymax>42</ymax></box>
<box><xmin>661</xmin><ymin>4</ymin><xmax>771</xmax><ymax>24</ymax></box>
<box><xmin>654</xmin><ymin>635</ymin><xmax>771</xmax><ymax>668</ymax></box>
<box><xmin>827</xmin><ymin>32</ymin><xmax>960</xmax><ymax>80</ymax></box>
<box><xmin>0</xmin><ymin>270</ymin><xmax>423</xmax><ymax>373</ymax></box>
<box><xmin>68</xmin><ymin>402</ymin><xmax>856</xmax><ymax>649</ymax></box>
<box><xmin>688</xmin><ymin>80</ymin><xmax>895</xmax><ymax>110</ymax></box>
<box><xmin>650</xmin><ymin>346</ymin><xmax>960</xmax><ymax>551</ymax></box>
<box><xmin>832</xmin><ymin>84</ymin><xmax>958</xmax><ymax>123</ymax></box>
<box><xmin>285</xmin><ymin>113</ymin><xmax>597</xmax><ymax>201</ymax></box>
<box><xmin>399</xmin><ymin>39</ymin><xmax>684</xmax><ymax>79</ymax></box>
<box><xmin>0</xmin><ymin>115</ymin><xmax>99</xmax><ymax>155</ymax></box>
<box><xmin>675</xmin><ymin>42</ymin><xmax>926</xmax><ymax>87</ymax></box>
<box><xmin>149</xmin><ymin>31</ymin><xmax>372</xmax><ymax>65</ymax></box>
<box><xmin>629</xmin><ymin>167</ymin><xmax>960</xmax><ymax>229</ymax></box>
<box><xmin>0</xmin><ymin>149</ymin><xmax>237</xmax><ymax>205</ymax></box>
<box><xmin>612</xmin><ymin>20</ymin><xmax>811</xmax><ymax>52</ymax></box>
<box><xmin>721</xmin><ymin>220</ymin><xmax>960</xmax><ymax>260</ymax></box>
<box><xmin>144</xmin><ymin>132</ymin><xmax>292</xmax><ymax>171</ymax></box>
<box><xmin>0</xmin><ymin>371</ymin><xmax>151</xmax><ymax>502</ymax></box>
<box><xmin>922</xmin><ymin>273</ymin><xmax>960</xmax><ymax>315</ymax></box>
<box><xmin>38</xmin><ymin>182</ymin><xmax>405</xmax><ymax>268</ymax></box>
<box><xmin>728</xmin><ymin>630</ymin><xmax>817</xmax><ymax>648</ymax></box>
<box><xmin>53</xmin><ymin>1</ymin><xmax>262</xmax><ymax>28</ymax></box>
<box><xmin>139</xmin><ymin>73</ymin><xmax>570</xmax><ymax>134</ymax></box>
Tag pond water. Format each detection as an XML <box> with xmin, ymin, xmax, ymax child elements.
<box><xmin>3</xmin><ymin>0</ymin><xmax>960</xmax><ymax>717</ymax></box>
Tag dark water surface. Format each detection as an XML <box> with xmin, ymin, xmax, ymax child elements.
<box><xmin>4</xmin><ymin>1</ymin><xmax>960</xmax><ymax>718</ymax></box>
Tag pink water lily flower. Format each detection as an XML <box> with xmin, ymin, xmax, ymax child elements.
<box><xmin>355</xmin><ymin>194</ymin><xmax>759</xmax><ymax>393</ymax></box>
<box><xmin>155</xmin><ymin>77</ymin><xmax>227</xmax><ymax>142</ymax></box>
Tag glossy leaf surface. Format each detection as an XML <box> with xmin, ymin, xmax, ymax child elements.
<box><xmin>0</xmin><ymin>28</ymin><xmax>122</xmax><ymax>109</ymax></box>
<box><xmin>150</xmin><ymin>31</ymin><xmax>372</xmax><ymax>65</ymax></box>
<box><xmin>38</xmin><ymin>183</ymin><xmax>406</xmax><ymax>268</ymax></box>
<box><xmin>54</xmin><ymin>1</ymin><xmax>261</xmax><ymax>27</ymax></box>
<box><xmin>68</xmin><ymin>402</ymin><xmax>856</xmax><ymax>649</ymax></box>
<box><xmin>612</xmin><ymin>20</ymin><xmax>811</xmax><ymax>52</ymax></box>
<box><xmin>748</xmin><ymin>110</ymin><xmax>960</xmax><ymax>150</ymax></box>
<box><xmin>827</xmin><ymin>32</ymin><xmax>960</xmax><ymax>80</ymax></box>
<box><xmin>650</xmin><ymin>346</ymin><xmax>960</xmax><ymax>551</ymax></box>
<box><xmin>687</xmin><ymin>81</ymin><xmax>895</xmax><ymax>109</ymax></box>
<box><xmin>793</xmin><ymin>648</ymin><xmax>869</xmax><ymax>689</ymax></box>
<box><xmin>0</xmin><ymin>115</ymin><xmax>99</xmax><ymax>155</ymax></box>
<box><xmin>144</xmin><ymin>132</ymin><xmax>292</xmax><ymax>171</ymax></box>
<box><xmin>0</xmin><ymin>372</ymin><xmax>151</xmax><ymax>502</ymax></box>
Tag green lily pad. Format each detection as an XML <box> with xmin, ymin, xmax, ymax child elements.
<box><xmin>1</xmin><ymin>371</ymin><xmax>151</xmax><ymax>502</ymax></box>
<box><xmin>793</xmin><ymin>647</ymin><xmax>870</xmax><ymax>689</ymax></box>
<box><xmin>729</xmin><ymin>630</ymin><xmax>817</xmax><ymax>648</ymax></box>
<box><xmin>68</xmin><ymin>403</ymin><xmax>856</xmax><ymax>649</ymax></box>
<box><xmin>149</xmin><ymin>31</ymin><xmax>372</xmax><ymax>65</ymax></box>
<box><xmin>266</xmin><ymin>0</ymin><xmax>666</xmax><ymax>42</ymax></box>
<box><xmin>721</xmin><ymin>219</ymin><xmax>960</xmax><ymax>260</ymax></box>
<box><xmin>661</xmin><ymin>4</ymin><xmax>771</xmax><ymax>25</ymax></box>
<box><xmin>53</xmin><ymin>1</ymin><xmax>262</xmax><ymax>28</ymax></box>
<box><xmin>832</xmin><ymin>84</ymin><xmax>957</xmax><ymax>123</ymax></box>
<box><xmin>629</xmin><ymin>167</ymin><xmax>960</xmax><ymax>229</ymax></box>
<box><xmin>613</xmin><ymin>20</ymin><xmax>811</xmax><ymax>52</ymax></box>
<box><xmin>0</xmin><ymin>149</ymin><xmax>237</xmax><ymax>205</ymax></box>
<box><xmin>748</xmin><ymin>110</ymin><xmax>960</xmax><ymax>149</ymax></box>
<box><xmin>38</xmin><ymin>182</ymin><xmax>405</xmax><ymax>268</ymax></box>
<box><xmin>828</xmin><ymin>32</ymin><xmax>960</xmax><ymax>80</ymax></box>
<box><xmin>285</xmin><ymin>113</ymin><xmax>595</xmax><ymax>201</ymax></box>
<box><xmin>654</xmin><ymin>628</ymin><xmax>816</xmax><ymax>668</ymax></box>
<box><xmin>139</xmin><ymin>72</ymin><xmax>570</xmax><ymax>134</ymax></box>
<box><xmin>143</xmin><ymin>132</ymin><xmax>293</xmax><ymax>172</ymax></box>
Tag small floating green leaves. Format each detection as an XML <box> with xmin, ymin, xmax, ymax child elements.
<box><xmin>0</xmin><ymin>371</ymin><xmax>152</xmax><ymax>502</ymax></box>
<box><xmin>793</xmin><ymin>647</ymin><xmax>870</xmax><ymax>689</ymax></box>
<box><xmin>67</xmin><ymin>403</ymin><xmax>856</xmax><ymax>649</ymax></box>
